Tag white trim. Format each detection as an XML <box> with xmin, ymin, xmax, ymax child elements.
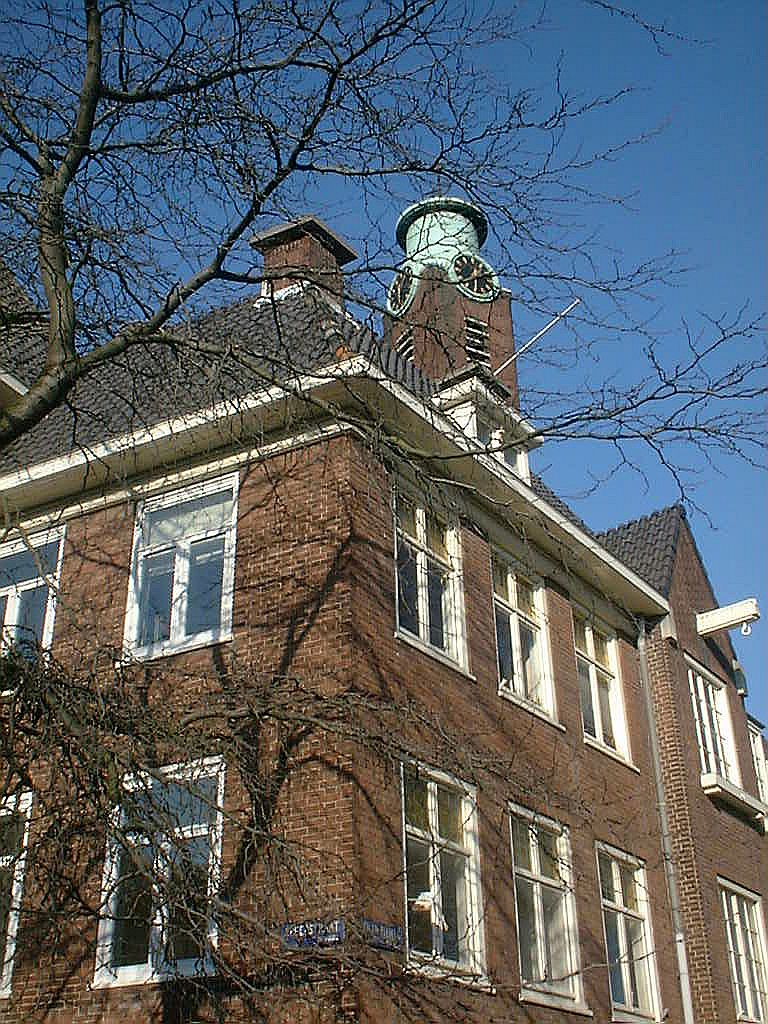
<box><xmin>0</xmin><ymin>791</ymin><xmax>33</xmax><ymax>998</ymax></box>
<box><xmin>748</xmin><ymin>721</ymin><xmax>768</xmax><ymax>805</ymax></box>
<box><xmin>685</xmin><ymin>655</ymin><xmax>741</xmax><ymax>787</ymax></box>
<box><xmin>93</xmin><ymin>756</ymin><xmax>225</xmax><ymax>989</ymax></box>
<box><xmin>122</xmin><ymin>473</ymin><xmax>239</xmax><ymax>662</ymax></box>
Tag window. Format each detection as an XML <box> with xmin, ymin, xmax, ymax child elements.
<box><xmin>574</xmin><ymin>615</ymin><xmax>628</xmax><ymax>757</ymax></box>
<box><xmin>95</xmin><ymin>758</ymin><xmax>225</xmax><ymax>987</ymax></box>
<box><xmin>0</xmin><ymin>793</ymin><xmax>32</xmax><ymax>997</ymax></box>
<box><xmin>0</xmin><ymin>530</ymin><xmax>63</xmax><ymax>661</ymax></box>
<box><xmin>125</xmin><ymin>475</ymin><xmax>238</xmax><ymax>659</ymax></box>
<box><xmin>493</xmin><ymin>557</ymin><xmax>553</xmax><ymax>715</ymax></box>
<box><xmin>509</xmin><ymin>806</ymin><xmax>584</xmax><ymax>1008</ymax></box>
<box><xmin>597</xmin><ymin>845</ymin><xmax>658</xmax><ymax>1020</ymax></box>
<box><xmin>402</xmin><ymin>766</ymin><xmax>485</xmax><ymax>976</ymax></box>
<box><xmin>687</xmin><ymin>659</ymin><xmax>739</xmax><ymax>784</ymax></box>
<box><xmin>720</xmin><ymin>879</ymin><xmax>768</xmax><ymax>1022</ymax></box>
<box><xmin>749</xmin><ymin>723</ymin><xmax>768</xmax><ymax>805</ymax></box>
<box><xmin>395</xmin><ymin>497</ymin><xmax>465</xmax><ymax>663</ymax></box>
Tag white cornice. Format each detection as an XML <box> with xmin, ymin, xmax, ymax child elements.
<box><xmin>1</xmin><ymin>350</ymin><xmax>668</xmax><ymax>618</ymax></box>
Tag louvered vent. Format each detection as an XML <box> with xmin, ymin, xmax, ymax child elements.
<box><xmin>396</xmin><ymin>327</ymin><xmax>415</xmax><ymax>362</ymax></box>
<box><xmin>465</xmin><ymin>317</ymin><xmax>490</xmax><ymax>364</ymax></box>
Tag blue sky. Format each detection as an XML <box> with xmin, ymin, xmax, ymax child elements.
<box><xmin>506</xmin><ymin>1</ymin><xmax>767</xmax><ymax>724</ymax></box>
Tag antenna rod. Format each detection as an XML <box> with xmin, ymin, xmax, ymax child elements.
<box><xmin>494</xmin><ymin>298</ymin><xmax>581</xmax><ymax>377</ymax></box>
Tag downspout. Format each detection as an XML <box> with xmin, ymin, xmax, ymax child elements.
<box><xmin>638</xmin><ymin>617</ymin><xmax>696</xmax><ymax>1024</ymax></box>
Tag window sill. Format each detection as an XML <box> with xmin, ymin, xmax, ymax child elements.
<box><xmin>405</xmin><ymin>958</ymin><xmax>494</xmax><ymax>993</ymax></box>
<box><xmin>92</xmin><ymin>960</ymin><xmax>215</xmax><ymax>989</ymax></box>
<box><xmin>394</xmin><ymin>630</ymin><xmax>475</xmax><ymax>681</ymax></box>
<box><xmin>498</xmin><ymin>688</ymin><xmax>565</xmax><ymax>731</ymax></box>
<box><xmin>120</xmin><ymin>631</ymin><xmax>233</xmax><ymax>665</ymax></box>
<box><xmin>700</xmin><ymin>772</ymin><xmax>768</xmax><ymax>827</ymax></box>
<box><xmin>611</xmin><ymin>1010</ymin><xmax>659</xmax><ymax>1024</ymax></box>
<box><xmin>519</xmin><ymin>989</ymin><xmax>593</xmax><ymax>1017</ymax></box>
<box><xmin>583</xmin><ymin>735</ymin><xmax>639</xmax><ymax>774</ymax></box>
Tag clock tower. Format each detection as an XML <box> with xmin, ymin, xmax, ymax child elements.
<box><xmin>384</xmin><ymin>196</ymin><xmax>519</xmax><ymax>405</ymax></box>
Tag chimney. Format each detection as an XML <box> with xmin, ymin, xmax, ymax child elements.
<box><xmin>384</xmin><ymin>197</ymin><xmax>519</xmax><ymax>404</ymax></box>
<box><xmin>250</xmin><ymin>217</ymin><xmax>358</xmax><ymax>303</ymax></box>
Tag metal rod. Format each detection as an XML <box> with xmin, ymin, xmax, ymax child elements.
<box><xmin>493</xmin><ymin>297</ymin><xmax>581</xmax><ymax>377</ymax></box>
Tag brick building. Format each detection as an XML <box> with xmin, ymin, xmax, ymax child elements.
<box><xmin>0</xmin><ymin>198</ymin><xmax>764</xmax><ymax>1023</ymax></box>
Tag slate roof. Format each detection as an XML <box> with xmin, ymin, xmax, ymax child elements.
<box><xmin>0</xmin><ymin>285</ymin><xmax>433</xmax><ymax>476</ymax></box>
<box><xmin>596</xmin><ymin>505</ymin><xmax>686</xmax><ymax>597</ymax></box>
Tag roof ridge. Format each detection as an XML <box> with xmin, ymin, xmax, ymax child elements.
<box><xmin>597</xmin><ymin>502</ymin><xmax>686</xmax><ymax>538</ymax></box>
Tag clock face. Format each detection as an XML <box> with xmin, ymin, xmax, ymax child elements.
<box><xmin>452</xmin><ymin>253</ymin><xmax>498</xmax><ymax>299</ymax></box>
<box><xmin>388</xmin><ymin>265</ymin><xmax>415</xmax><ymax>314</ymax></box>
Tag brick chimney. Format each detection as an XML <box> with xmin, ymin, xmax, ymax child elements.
<box><xmin>250</xmin><ymin>217</ymin><xmax>358</xmax><ymax>302</ymax></box>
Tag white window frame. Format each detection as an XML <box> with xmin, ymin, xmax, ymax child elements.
<box><xmin>493</xmin><ymin>555</ymin><xmax>555</xmax><ymax>718</ymax></box>
<box><xmin>749</xmin><ymin>722</ymin><xmax>768</xmax><ymax>806</ymax></box>
<box><xmin>596</xmin><ymin>843</ymin><xmax>661</xmax><ymax>1022</ymax></box>
<box><xmin>719</xmin><ymin>877</ymin><xmax>768</xmax><ymax>1022</ymax></box>
<box><xmin>509</xmin><ymin>804</ymin><xmax>586</xmax><ymax>1011</ymax></box>
<box><xmin>686</xmin><ymin>656</ymin><xmax>740</xmax><ymax>786</ymax></box>
<box><xmin>394</xmin><ymin>495</ymin><xmax>466</xmax><ymax>667</ymax></box>
<box><xmin>123</xmin><ymin>474</ymin><xmax>239</xmax><ymax>661</ymax></box>
<box><xmin>574</xmin><ymin>613</ymin><xmax>630</xmax><ymax>759</ymax></box>
<box><xmin>401</xmin><ymin>764</ymin><xmax>486</xmax><ymax>979</ymax></box>
<box><xmin>0</xmin><ymin>528</ymin><xmax>64</xmax><ymax>661</ymax></box>
<box><xmin>0</xmin><ymin>792</ymin><xmax>32</xmax><ymax>998</ymax></box>
<box><xmin>94</xmin><ymin>757</ymin><xmax>225</xmax><ymax>988</ymax></box>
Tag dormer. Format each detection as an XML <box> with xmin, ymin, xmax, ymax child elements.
<box><xmin>383</xmin><ymin>196</ymin><xmax>519</xmax><ymax>403</ymax></box>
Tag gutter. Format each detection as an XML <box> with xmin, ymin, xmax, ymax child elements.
<box><xmin>637</xmin><ymin>617</ymin><xmax>695</xmax><ymax>1024</ymax></box>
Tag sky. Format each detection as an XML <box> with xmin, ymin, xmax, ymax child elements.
<box><xmin>507</xmin><ymin>0</ymin><xmax>768</xmax><ymax>726</ymax></box>
<box><xmin>330</xmin><ymin>0</ymin><xmax>767</xmax><ymax>727</ymax></box>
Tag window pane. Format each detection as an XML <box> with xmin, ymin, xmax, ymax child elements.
<box><xmin>515</xmin><ymin>876</ymin><xmax>537</xmax><ymax>982</ymax></box>
<box><xmin>495</xmin><ymin>606</ymin><xmax>514</xmax><ymax>685</ymax></box>
<box><xmin>598</xmin><ymin>853</ymin><xmax>615</xmax><ymax>902</ymax></box>
<box><xmin>159</xmin><ymin>776</ymin><xmax>218</xmax><ymax>831</ymax></box>
<box><xmin>597</xmin><ymin>671</ymin><xmax>616</xmax><ymax>748</ymax></box>
<box><xmin>426</xmin><ymin>558</ymin><xmax>446</xmax><ymax>650</ymax></box>
<box><xmin>437</xmin><ymin>786</ymin><xmax>462</xmax><ymax>845</ymax></box>
<box><xmin>516</xmin><ymin>578</ymin><xmax>536</xmax><ymax>618</ymax></box>
<box><xmin>396</xmin><ymin>540</ymin><xmax>419</xmax><ymax>636</ymax></box>
<box><xmin>406</xmin><ymin>837</ymin><xmax>432</xmax><ymax>954</ymax></box>
<box><xmin>0</xmin><ymin>541</ymin><xmax>58</xmax><ymax>587</ymax></box>
<box><xmin>145</xmin><ymin>489</ymin><xmax>232</xmax><ymax>548</ymax></box>
<box><xmin>519</xmin><ymin>621</ymin><xmax>541</xmax><ymax>704</ymax></box>
<box><xmin>0</xmin><ymin>595</ymin><xmax>7</xmax><ymax>631</ymax></box>
<box><xmin>593</xmin><ymin>629</ymin><xmax>610</xmax><ymax>669</ymax></box>
<box><xmin>440</xmin><ymin>849</ymin><xmax>467</xmax><ymax>963</ymax></box>
<box><xmin>186</xmin><ymin>536</ymin><xmax>225</xmax><ymax>636</ymax></box>
<box><xmin>404</xmin><ymin>775</ymin><xmax>429</xmax><ymax>831</ymax></box>
<box><xmin>604</xmin><ymin>909</ymin><xmax>626</xmax><ymax>1006</ymax></box>
<box><xmin>138</xmin><ymin>551</ymin><xmax>174</xmax><ymax>646</ymax></box>
<box><xmin>542</xmin><ymin>884</ymin><xmax>570</xmax><ymax>992</ymax></box>
<box><xmin>111</xmin><ymin>843</ymin><xmax>154</xmax><ymax>969</ymax></box>
<box><xmin>165</xmin><ymin>836</ymin><xmax>210</xmax><ymax>964</ymax></box>
<box><xmin>512</xmin><ymin>819</ymin><xmax>532</xmax><ymax>871</ymax></box>
<box><xmin>627</xmin><ymin>916</ymin><xmax>651</xmax><ymax>1010</ymax></box>
<box><xmin>573</xmin><ymin>618</ymin><xmax>587</xmax><ymax>654</ymax></box>
<box><xmin>425</xmin><ymin>514</ymin><xmax>448</xmax><ymax>561</ymax></box>
<box><xmin>0</xmin><ymin>813</ymin><xmax>23</xmax><ymax>859</ymax></box>
<box><xmin>0</xmin><ymin>866</ymin><xmax>13</xmax><ymax>964</ymax></box>
<box><xmin>539</xmin><ymin>830</ymin><xmax>562</xmax><ymax>882</ymax></box>
<box><xmin>619</xmin><ymin>864</ymin><xmax>638</xmax><ymax>910</ymax></box>
<box><xmin>15</xmin><ymin>585</ymin><xmax>48</xmax><ymax>658</ymax></box>
<box><xmin>578</xmin><ymin>659</ymin><xmax>596</xmax><ymax>738</ymax></box>
<box><xmin>492</xmin><ymin>558</ymin><xmax>508</xmax><ymax>601</ymax></box>
<box><xmin>396</xmin><ymin>500</ymin><xmax>417</xmax><ymax>539</ymax></box>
